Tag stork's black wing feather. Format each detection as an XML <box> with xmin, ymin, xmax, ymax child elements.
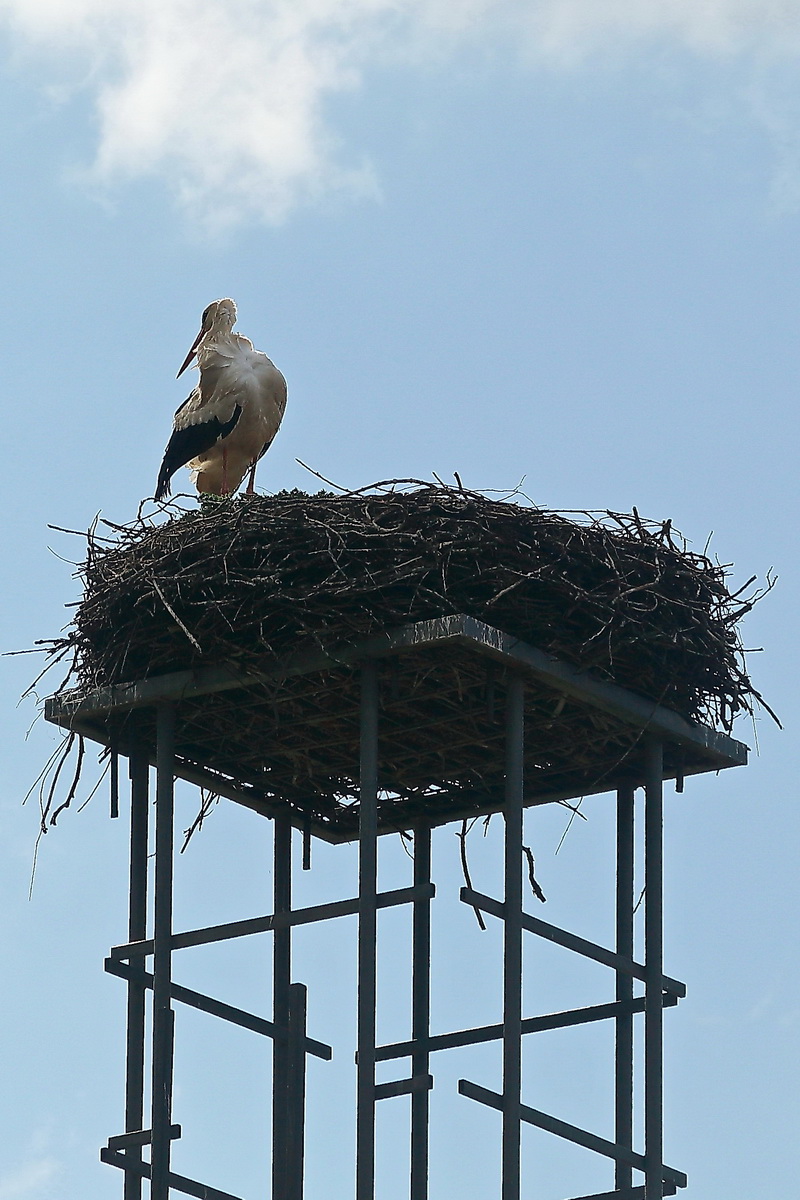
<box><xmin>155</xmin><ymin>403</ymin><xmax>242</xmax><ymax>500</ymax></box>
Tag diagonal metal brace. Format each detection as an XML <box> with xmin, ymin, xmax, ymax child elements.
<box><xmin>566</xmin><ymin>1187</ymin><xmax>677</xmax><ymax>1200</ymax></box>
<box><xmin>458</xmin><ymin>1080</ymin><xmax>687</xmax><ymax>1188</ymax></box>
<box><xmin>100</xmin><ymin>1148</ymin><xmax>244</xmax><ymax>1200</ymax></box>
<box><xmin>105</xmin><ymin>957</ymin><xmax>332</xmax><ymax>1060</ymax></box>
<box><xmin>461</xmin><ymin>888</ymin><xmax>685</xmax><ymax>997</ymax></box>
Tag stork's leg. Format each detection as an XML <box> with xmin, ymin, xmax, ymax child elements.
<box><xmin>245</xmin><ymin>461</ymin><xmax>258</xmax><ymax>495</ymax></box>
<box><xmin>222</xmin><ymin>447</ymin><xmax>229</xmax><ymax>495</ymax></box>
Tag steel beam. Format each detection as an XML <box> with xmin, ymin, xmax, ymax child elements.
<box><xmin>111</xmin><ymin>746</ymin><xmax>120</xmax><ymax>819</ymax></box>
<box><xmin>100</xmin><ymin>1149</ymin><xmax>244</xmax><ymax>1200</ymax></box>
<box><xmin>111</xmin><ymin>884</ymin><xmax>435</xmax><ymax>960</ymax></box>
<box><xmin>124</xmin><ymin>743</ymin><xmax>149</xmax><ymax>1200</ymax></box>
<box><xmin>645</xmin><ymin>740</ymin><xmax>665</xmax><ymax>1199</ymax></box>
<box><xmin>286</xmin><ymin>982</ymin><xmax>308</xmax><ymax>1200</ymax></box>
<box><xmin>272</xmin><ymin>815</ymin><xmax>292</xmax><ymax>1198</ymax></box>
<box><xmin>356</xmin><ymin>662</ymin><xmax>379</xmax><ymax>1200</ymax></box>
<box><xmin>410</xmin><ymin>823</ymin><xmax>432</xmax><ymax>1200</ymax></box>
<box><xmin>460</xmin><ymin>888</ymin><xmax>684</xmax><ymax>997</ymax></box>
<box><xmin>151</xmin><ymin>704</ymin><xmax>176</xmax><ymax>1200</ymax></box>
<box><xmin>376</xmin><ymin>1075</ymin><xmax>433</xmax><ymax>1101</ymax></box>
<box><xmin>615</xmin><ymin>785</ymin><xmax>635</xmax><ymax>1195</ymax></box>
<box><xmin>565</xmin><ymin>1186</ymin><xmax>677</xmax><ymax>1200</ymax></box>
<box><xmin>374</xmin><ymin>994</ymin><xmax>677</xmax><ymax>1063</ymax></box>
<box><xmin>108</xmin><ymin>1126</ymin><xmax>181</xmax><ymax>1151</ymax></box>
<box><xmin>106</xmin><ymin>957</ymin><xmax>332</xmax><ymax>1059</ymax></box>
<box><xmin>458</xmin><ymin>1080</ymin><xmax>686</xmax><ymax>1187</ymax></box>
<box><xmin>502</xmin><ymin>675</ymin><xmax>525</xmax><ymax>1200</ymax></box>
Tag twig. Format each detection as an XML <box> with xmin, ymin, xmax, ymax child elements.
<box><xmin>295</xmin><ymin>459</ymin><xmax>350</xmax><ymax>492</ymax></box>
<box><xmin>522</xmin><ymin>845</ymin><xmax>546</xmax><ymax>903</ymax></box>
<box><xmin>77</xmin><ymin>761</ymin><xmax>111</xmax><ymax>812</ymax></box>
<box><xmin>457</xmin><ymin>819</ymin><xmax>486</xmax><ymax>930</ymax></box>
<box><xmin>181</xmin><ymin>790</ymin><xmax>220</xmax><ymax>852</ymax></box>
<box><xmin>555</xmin><ymin>796</ymin><xmax>585</xmax><ymax>855</ymax></box>
<box><xmin>49</xmin><ymin>735</ymin><xmax>85</xmax><ymax>826</ymax></box>
<box><xmin>151</xmin><ymin>578</ymin><xmax>203</xmax><ymax>652</ymax></box>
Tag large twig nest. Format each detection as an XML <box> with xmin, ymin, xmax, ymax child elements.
<box><xmin>51</xmin><ymin>483</ymin><xmax>770</xmax><ymax>733</ymax></box>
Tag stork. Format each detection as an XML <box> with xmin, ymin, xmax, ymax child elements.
<box><xmin>155</xmin><ymin>298</ymin><xmax>287</xmax><ymax>500</ymax></box>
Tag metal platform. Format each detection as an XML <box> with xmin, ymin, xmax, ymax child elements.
<box><xmin>45</xmin><ymin>614</ymin><xmax>747</xmax><ymax>841</ymax></box>
<box><xmin>44</xmin><ymin>616</ymin><xmax>748</xmax><ymax>1198</ymax></box>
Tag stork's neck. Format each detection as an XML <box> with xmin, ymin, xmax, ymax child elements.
<box><xmin>200</xmin><ymin>322</ymin><xmax>237</xmax><ymax>354</ymax></box>
<box><xmin>198</xmin><ymin>327</ymin><xmax>251</xmax><ymax>369</ymax></box>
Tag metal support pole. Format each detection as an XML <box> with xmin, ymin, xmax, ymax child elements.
<box><xmin>615</xmin><ymin>785</ymin><xmax>635</xmax><ymax>1197</ymax></box>
<box><xmin>285</xmin><ymin>982</ymin><xmax>308</xmax><ymax>1200</ymax></box>
<box><xmin>502</xmin><ymin>676</ymin><xmax>525</xmax><ymax>1200</ymax></box>
<box><xmin>151</xmin><ymin>704</ymin><xmax>176</xmax><ymax>1200</ymax></box>
<box><xmin>644</xmin><ymin>740</ymin><xmax>664</xmax><ymax>1200</ymax></box>
<box><xmin>111</xmin><ymin>746</ymin><xmax>120</xmax><ymax>819</ymax></box>
<box><xmin>356</xmin><ymin>662</ymin><xmax>379</xmax><ymax>1200</ymax></box>
<box><xmin>410</xmin><ymin>823</ymin><xmax>432</xmax><ymax>1200</ymax></box>
<box><xmin>272</xmin><ymin>815</ymin><xmax>292</xmax><ymax>1198</ymax></box>
<box><xmin>124</xmin><ymin>742</ymin><xmax>149</xmax><ymax>1200</ymax></box>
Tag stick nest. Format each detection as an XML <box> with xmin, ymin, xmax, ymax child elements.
<box><xmin>51</xmin><ymin>483</ymin><xmax>769</xmax><ymax>733</ymax></box>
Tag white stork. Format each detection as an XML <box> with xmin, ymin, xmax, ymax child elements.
<box><xmin>155</xmin><ymin>298</ymin><xmax>287</xmax><ymax>500</ymax></box>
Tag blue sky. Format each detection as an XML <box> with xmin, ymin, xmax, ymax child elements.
<box><xmin>0</xmin><ymin>2</ymin><xmax>797</xmax><ymax>1197</ymax></box>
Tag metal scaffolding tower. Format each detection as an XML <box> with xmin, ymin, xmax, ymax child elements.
<box><xmin>45</xmin><ymin>614</ymin><xmax>747</xmax><ymax>1199</ymax></box>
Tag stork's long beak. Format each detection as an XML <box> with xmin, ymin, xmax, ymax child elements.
<box><xmin>177</xmin><ymin>327</ymin><xmax>205</xmax><ymax>378</ymax></box>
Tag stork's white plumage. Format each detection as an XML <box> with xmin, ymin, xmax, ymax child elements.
<box><xmin>155</xmin><ymin>298</ymin><xmax>287</xmax><ymax>500</ymax></box>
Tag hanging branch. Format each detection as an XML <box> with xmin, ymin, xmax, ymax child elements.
<box><xmin>522</xmin><ymin>845</ymin><xmax>546</xmax><ymax>903</ymax></box>
<box><xmin>49</xmin><ymin>735</ymin><xmax>85</xmax><ymax>826</ymax></box>
<box><xmin>457</xmin><ymin>818</ymin><xmax>486</xmax><ymax>930</ymax></box>
<box><xmin>181</xmin><ymin>790</ymin><xmax>220</xmax><ymax>852</ymax></box>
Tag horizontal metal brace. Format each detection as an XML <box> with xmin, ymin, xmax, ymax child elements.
<box><xmin>373</xmin><ymin>993</ymin><xmax>678</xmax><ymax>1062</ymax></box>
<box><xmin>111</xmin><ymin>883</ymin><xmax>435</xmax><ymax>960</ymax></box>
<box><xmin>105</xmin><ymin>958</ymin><xmax>332</xmax><ymax>1060</ymax></box>
<box><xmin>566</xmin><ymin>1186</ymin><xmax>678</xmax><ymax>1200</ymax></box>
<box><xmin>106</xmin><ymin>1125</ymin><xmax>181</xmax><ymax>1150</ymax></box>
<box><xmin>374</xmin><ymin>1074</ymin><xmax>434</xmax><ymax>1101</ymax></box>
<box><xmin>461</xmin><ymin>888</ymin><xmax>686</xmax><ymax>998</ymax></box>
<box><xmin>100</xmin><ymin>1148</ymin><xmax>244</xmax><ymax>1200</ymax></box>
<box><xmin>458</xmin><ymin>1080</ymin><xmax>687</xmax><ymax>1188</ymax></box>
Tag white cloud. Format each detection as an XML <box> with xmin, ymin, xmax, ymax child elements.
<box><xmin>515</xmin><ymin>0</ymin><xmax>800</xmax><ymax>62</ymax></box>
<box><xmin>0</xmin><ymin>0</ymin><xmax>799</xmax><ymax>225</ymax></box>
<box><xmin>0</xmin><ymin>1159</ymin><xmax>58</xmax><ymax>1200</ymax></box>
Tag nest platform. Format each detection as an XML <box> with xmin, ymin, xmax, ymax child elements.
<box><xmin>43</xmin><ymin>487</ymin><xmax>758</xmax><ymax>840</ymax></box>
